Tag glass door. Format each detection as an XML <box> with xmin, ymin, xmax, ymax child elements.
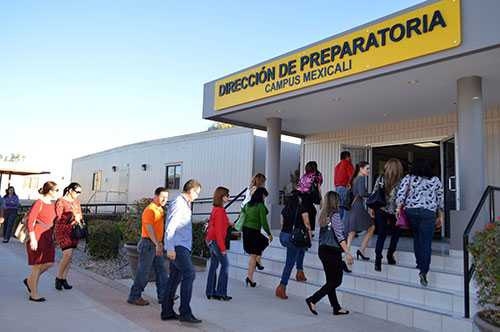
<box><xmin>440</xmin><ymin>135</ymin><xmax>460</xmax><ymax>238</ymax></box>
<box><xmin>340</xmin><ymin>144</ymin><xmax>372</xmax><ymax>190</ymax></box>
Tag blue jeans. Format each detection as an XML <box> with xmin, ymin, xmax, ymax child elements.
<box><xmin>335</xmin><ymin>186</ymin><xmax>347</xmax><ymax>219</ymax></box>
<box><xmin>161</xmin><ymin>246</ymin><xmax>195</xmax><ymax>319</ymax></box>
<box><xmin>405</xmin><ymin>208</ymin><xmax>436</xmax><ymax>275</ymax></box>
<box><xmin>128</xmin><ymin>238</ymin><xmax>168</xmax><ymax>301</ymax></box>
<box><xmin>374</xmin><ymin>209</ymin><xmax>401</xmax><ymax>259</ymax></box>
<box><xmin>279</xmin><ymin>232</ymin><xmax>305</xmax><ymax>287</ymax></box>
<box><xmin>205</xmin><ymin>240</ymin><xmax>230</xmax><ymax>297</ymax></box>
<box><xmin>3</xmin><ymin>209</ymin><xmax>18</xmax><ymax>240</ymax></box>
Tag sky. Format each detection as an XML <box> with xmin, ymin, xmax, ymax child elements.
<box><xmin>0</xmin><ymin>0</ymin><xmax>423</xmax><ymax>181</ymax></box>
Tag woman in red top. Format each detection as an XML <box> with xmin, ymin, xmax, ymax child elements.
<box><xmin>24</xmin><ymin>181</ymin><xmax>59</xmax><ymax>302</ymax></box>
<box><xmin>205</xmin><ymin>187</ymin><xmax>235</xmax><ymax>301</ymax></box>
<box><xmin>54</xmin><ymin>182</ymin><xmax>83</xmax><ymax>290</ymax></box>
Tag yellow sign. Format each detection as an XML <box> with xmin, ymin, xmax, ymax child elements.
<box><xmin>214</xmin><ymin>0</ymin><xmax>461</xmax><ymax>111</ymax></box>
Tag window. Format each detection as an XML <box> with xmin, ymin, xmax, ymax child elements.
<box><xmin>92</xmin><ymin>171</ymin><xmax>102</xmax><ymax>191</ymax></box>
<box><xmin>23</xmin><ymin>177</ymin><xmax>39</xmax><ymax>189</ymax></box>
<box><xmin>165</xmin><ymin>164</ymin><xmax>181</xmax><ymax>190</ymax></box>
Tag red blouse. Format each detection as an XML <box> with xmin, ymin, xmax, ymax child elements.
<box><xmin>55</xmin><ymin>198</ymin><xmax>82</xmax><ymax>225</ymax></box>
<box><xmin>205</xmin><ymin>206</ymin><xmax>229</xmax><ymax>252</ymax></box>
<box><xmin>27</xmin><ymin>200</ymin><xmax>56</xmax><ymax>239</ymax></box>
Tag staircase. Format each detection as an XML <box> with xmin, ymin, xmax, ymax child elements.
<box><xmin>227</xmin><ymin>233</ymin><xmax>476</xmax><ymax>332</ymax></box>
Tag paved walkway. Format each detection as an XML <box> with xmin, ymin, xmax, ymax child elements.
<box><xmin>1</xmin><ymin>241</ymin><xmax>424</xmax><ymax>332</ymax></box>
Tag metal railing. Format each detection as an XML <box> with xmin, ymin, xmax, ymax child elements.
<box><xmin>191</xmin><ymin>188</ymin><xmax>247</xmax><ymax>218</ymax></box>
<box><xmin>19</xmin><ymin>203</ymin><xmax>130</xmax><ymax>215</ymax></box>
<box><xmin>463</xmin><ymin>185</ymin><xmax>499</xmax><ymax>318</ymax></box>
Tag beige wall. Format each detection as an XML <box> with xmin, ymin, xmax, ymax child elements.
<box><xmin>303</xmin><ymin>107</ymin><xmax>500</xmax><ymax>195</ymax></box>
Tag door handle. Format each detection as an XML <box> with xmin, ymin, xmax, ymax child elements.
<box><xmin>448</xmin><ymin>176</ymin><xmax>456</xmax><ymax>192</ymax></box>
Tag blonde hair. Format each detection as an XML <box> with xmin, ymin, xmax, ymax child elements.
<box><xmin>319</xmin><ymin>191</ymin><xmax>340</xmax><ymax>226</ymax></box>
<box><xmin>250</xmin><ymin>173</ymin><xmax>266</xmax><ymax>188</ymax></box>
<box><xmin>384</xmin><ymin>158</ymin><xmax>404</xmax><ymax>194</ymax></box>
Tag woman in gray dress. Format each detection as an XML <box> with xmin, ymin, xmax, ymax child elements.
<box><xmin>344</xmin><ymin>162</ymin><xmax>375</xmax><ymax>262</ymax></box>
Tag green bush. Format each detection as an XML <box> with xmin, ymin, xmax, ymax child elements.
<box><xmin>87</xmin><ymin>220</ymin><xmax>121</xmax><ymax>260</ymax></box>
<box><xmin>191</xmin><ymin>222</ymin><xmax>210</xmax><ymax>259</ymax></box>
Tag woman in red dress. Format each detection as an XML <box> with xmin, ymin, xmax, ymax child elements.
<box><xmin>24</xmin><ymin>181</ymin><xmax>59</xmax><ymax>302</ymax></box>
<box><xmin>54</xmin><ymin>182</ymin><xmax>83</xmax><ymax>290</ymax></box>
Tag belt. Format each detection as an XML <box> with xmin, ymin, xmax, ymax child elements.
<box><xmin>35</xmin><ymin>221</ymin><xmax>52</xmax><ymax>229</ymax></box>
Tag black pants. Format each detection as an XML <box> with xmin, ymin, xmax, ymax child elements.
<box><xmin>309</xmin><ymin>245</ymin><xmax>343</xmax><ymax>311</ymax></box>
<box><xmin>3</xmin><ymin>209</ymin><xmax>18</xmax><ymax>240</ymax></box>
<box><xmin>301</xmin><ymin>193</ymin><xmax>317</xmax><ymax>231</ymax></box>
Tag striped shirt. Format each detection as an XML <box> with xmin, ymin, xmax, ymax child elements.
<box><xmin>328</xmin><ymin>212</ymin><xmax>345</xmax><ymax>243</ymax></box>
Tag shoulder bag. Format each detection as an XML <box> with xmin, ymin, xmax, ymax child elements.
<box><xmin>395</xmin><ymin>176</ymin><xmax>411</xmax><ymax>229</ymax></box>
<box><xmin>309</xmin><ymin>172</ymin><xmax>321</xmax><ymax>204</ymax></box>
<box><xmin>15</xmin><ymin>201</ymin><xmax>42</xmax><ymax>243</ymax></box>
<box><xmin>234</xmin><ymin>205</ymin><xmax>246</xmax><ymax>232</ymax></box>
<box><xmin>291</xmin><ymin>207</ymin><xmax>311</xmax><ymax>248</ymax></box>
<box><xmin>367</xmin><ymin>175</ymin><xmax>387</xmax><ymax>209</ymax></box>
<box><xmin>339</xmin><ymin>184</ymin><xmax>359</xmax><ymax>210</ymax></box>
<box><xmin>70</xmin><ymin>201</ymin><xmax>89</xmax><ymax>240</ymax></box>
<box><xmin>318</xmin><ymin>215</ymin><xmax>343</xmax><ymax>253</ymax></box>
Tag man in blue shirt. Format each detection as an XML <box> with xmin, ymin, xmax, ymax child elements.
<box><xmin>161</xmin><ymin>179</ymin><xmax>202</xmax><ymax>324</ymax></box>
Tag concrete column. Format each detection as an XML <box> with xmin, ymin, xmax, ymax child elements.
<box><xmin>457</xmin><ymin>76</ymin><xmax>485</xmax><ymax>211</ymax></box>
<box><xmin>265</xmin><ymin>117</ymin><xmax>282</xmax><ymax>206</ymax></box>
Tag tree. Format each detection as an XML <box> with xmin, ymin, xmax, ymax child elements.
<box><xmin>0</xmin><ymin>153</ymin><xmax>26</xmax><ymax>162</ymax></box>
<box><xmin>208</xmin><ymin>122</ymin><xmax>236</xmax><ymax>131</ymax></box>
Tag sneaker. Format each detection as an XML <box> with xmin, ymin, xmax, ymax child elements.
<box><xmin>127</xmin><ymin>298</ymin><xmax>150</xmax><ymax>306</ymax></box>
<box><xmin>419</xmin><ymin>273</ymin><xmax>428</xmax><ymax>287</ymax></box>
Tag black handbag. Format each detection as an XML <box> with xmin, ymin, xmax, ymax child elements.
<box><xmin>366</xmin><ymin>176</ymin><xmax>386</xmax><ymax>209</ymax></box>
<box><xmin>309</xmin><ymin>172</ymin><xmax>321</xmax><ymax>204</ymax></box>
<box><xmin>318</xmin><ymin>223</ymin><xmax>343</xmax><ymax>253</ymax></box>
<box><xmin>290</xmin><ymin>207</ymin><xmax>311</xmax><ymax>248</ymax></box>
<box><xmin>339</xmin><ymin>184</ymin><xmax>359</xmax><ymax>210</ymax></box>
<box><xmin>71</xmin><ymin>222</ymin><xmax>89</xmax><ymax>240</ymax></box>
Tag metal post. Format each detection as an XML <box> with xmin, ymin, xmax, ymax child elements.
<box><xmin>463</xmin><ymin>234</ymin><xmax>470</xmax><ymax>318</ymax></box>
<box><xmin>490</xmin><ymin>190</ymin><xmax>495</xmax><ymax>223</ymax></box>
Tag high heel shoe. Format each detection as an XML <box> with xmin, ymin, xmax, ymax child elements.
<box><xmin>387</xmin><ymin>254</ymin><xmax>396</xmax><ymax>265</ymax></box>
<box><xmin>342</xmin><ymin>261</ymin><xmax>352</xmax><ymax>273</ymax></box>
<box><xmin>256</xmin><ymin>261</ymin><xmax>264</xmax><ymax>270</ymax></box>
<box><xmin>55</xmin><ymin>277</ymin><xmax>63</xmax><ymax>290</ymax></box>
<box><xmin>245</xmin><ymin>277</ymin><xmax>256</xmax><ymax>287</ymax></box>
<box><xmin>356</xmin><ymin>249</ymin><xmax>370</xmax><ymax>260</ymax></box>
<box><xmin>23</xmin><ymin>278</ymin><xmax>31</xmax><ymax>293</ymax></box>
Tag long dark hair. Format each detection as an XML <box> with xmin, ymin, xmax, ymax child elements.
<box><xmin>319</xmin><ymin>191</ymin><xmax>340</xmax><ymax>226</ymax></box>
<box><xmin>63</xmin><ymin>182</ymin><xmax>81</xmax><ymax>196</ymax></box>
<box><xmin>409</xmin><ymin>159</ymin><xmax>434</xmax><ymax>179</ymax></box>
<box><xmin>349</xmin><ymin>161</ymin><xmax>369</xmax><ymax>186</ymax></box>
<box><xmin>248</xmin><ymin>187</ymin><xmax>269</xmax><ymax>207</ymax></box>
<box><xmin>285</xmin><ymin>189</ymin><xmax>302</xmax><ymax>210</ymax></box>
<box><xmin>4</xmin><ymin>186</ymin><xmax>16</xmax><ymax>197</ymax></box>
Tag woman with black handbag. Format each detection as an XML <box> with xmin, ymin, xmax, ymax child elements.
<box><xmin>305</xmin><ymin>191</ymin><xmax>353</xmax><ymax>316</ymax></box>
<box><xmin>54</xmin><ymin>182</ymin><xmax>83</xmax><ymax>290</ymax></box>
<box><xmin>275</xmin><ymin>190</ymin><xmax>311</xmax><ymax>299</ymax></box>
<box><xmin>297</xmin><ymin>161</ymin><xmax>323</xmax><ymax>234</ymax></box>
<box><xmin>370</xmin><ymin>158</ymin><xmax>404</xmax><ymax>272</ymax></box>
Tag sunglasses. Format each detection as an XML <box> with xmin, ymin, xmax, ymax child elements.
<box><xmin>74</xmin><ymin>190</ymin><xmax>82</xmax><ymax>194</ymax></box>
<box><xmin>225</xmin><ymin>194</ymin><xmax>230</xmax><ymax>197</ymax></box>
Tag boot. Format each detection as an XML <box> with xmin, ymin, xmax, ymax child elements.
<box><xmin>296</xmin><ymin>270</ymin><xmax>307</xmax><ymax>282</ymax></box>
<box><xmin>61</xmin><ymin>279</ymin><xmax>73</xmax><ymax>290</ymax></box>
<box><xmin>275</xmin><ymin>285</ymin><xmax>288</xmax><ymax>299</ymax></box>
<box><xmin>375</xmin><ymin>257</ymin><xmax>382</xmax><ymax>272</ymax></box>
<box><xmin>387</xmin><ymin>253</ymin><xmax>397</xmax><ymax>265</ymax></box>
<box><xmin>55</xmin><ymin>277</ymin><xmax>63</xmax><ymax>290</ymax></box>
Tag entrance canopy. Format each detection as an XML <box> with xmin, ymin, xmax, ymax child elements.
<box><xmin>0</xmin><ymin>167</ymin><xmax>50</xmax><ymax>187</ymax></box>
<box><xmin>203</xmin><ymin>0</ymin><xmax>500</xmax><ymax>137</ymax></box>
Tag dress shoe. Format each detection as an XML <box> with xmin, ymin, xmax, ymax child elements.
<box><xmin>305</xmin><ymin>298</ymin><xmax>318</xmax><ymax>315</ymax></box>
<box><xmin>296</xmin><ymin>270</ymin><xmax>307</xmax><ymax>282</ymax></box>
<box><xmin>23</xmin><ymin>278</ymin><xmax>31</xmax><ymax>293</ymax></box>
<box><xmin>375</xmin><ymin>257</ymin><xmax>382</xmax><ymax>272</ymax></box>
<box><xmin>356</xmin><ymin>249</ymin><xmax>370</xmax><ymax>260</ymax></box>
<box><xmin>179</xmin><ymin>315</ymin><xmax>202</xmax><ymax>324</ymax></box>
<box><xmin>161</xmin><ymin>313</ymin><xmax>179</xmax><ymax>321</ymax></box>
<box><xmin>2</xmin><ymin>239</ymin><xmax>9</xmax><ymax>243</ymax></box>
<box><xmin>127</xmin><ymin>298</ymin><xmax>150</xmax><ymax>306</ymax></box>
<box><xmin>333</xmin><ymin>309</ymin><xmax>350</xmax><ymax>315</ymax></box>
<box><xmin>61</xmin><ymin>279</ymin><xmax>73</xmax><ymax>289</ymax></box>
<box><xmin>342</xmin><ymin>261</ymin><xmax>352</xmax><ymax>273</ymax></box>
<box><xmin>387</xmin><ymin>254</ymin><xmax>396</xmax><ymax>265</ymax></box>
<box><xmin>55</xmin><ymin>277</ymin><xmax>63</xmax><ymax>290</ymax></box>
<box><xmin>29</xmin><ymin>296</ymin><xmax>46</xmax><ymax>302</ymax></box>
<box><xmin>256</xmin><ymin>261</ymin><xmax>264</xmax><ymax>270</ymax></box>
<box><xmin>219</xmin><ymin>295</ymin><xmax>232</xmax><ymax>301</ymax></box>
<box><xmin>245</xmin><ymin>277</ymin><xmax>256</xmax><ymax>287</ymax></box>
<box><xmin>206</xmin><ymin>295</ymin><xmax>216</xmax><ymax>299</ymax></box>
<box><xmin>275</xmin><ymin>285</ymin><xmax>288</xmax><ymax>299</ymax></box>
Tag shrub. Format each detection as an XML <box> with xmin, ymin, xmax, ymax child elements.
<box><xmin>468</xmin><ymin>218</ymin><xmax>500</xmax><ymax>327</ymax></box>
<box><xmin>192</xmin><ymin>221</ymin><xmax>210</xmax><ymax>259</ymax></box>
<box><xmin>87</xmin><ymin>220</ymin><xmax>121</xmax><ymax>260</ymax></box>
<box><xmin>118</xmin><ymin>197</ymin><xmax>162</xmax><ymax>245</ymax></box>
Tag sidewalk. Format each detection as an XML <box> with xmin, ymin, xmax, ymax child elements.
<box><xmin>1</xmin><ymin>241</ymin><xmax>424</xmax><ymax>332</ymax></box>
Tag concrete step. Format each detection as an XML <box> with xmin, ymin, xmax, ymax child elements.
<box><xmin>226</xmin><ymin>261</ymin><xmax>473</xmax><ymax>332</ymax></box>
